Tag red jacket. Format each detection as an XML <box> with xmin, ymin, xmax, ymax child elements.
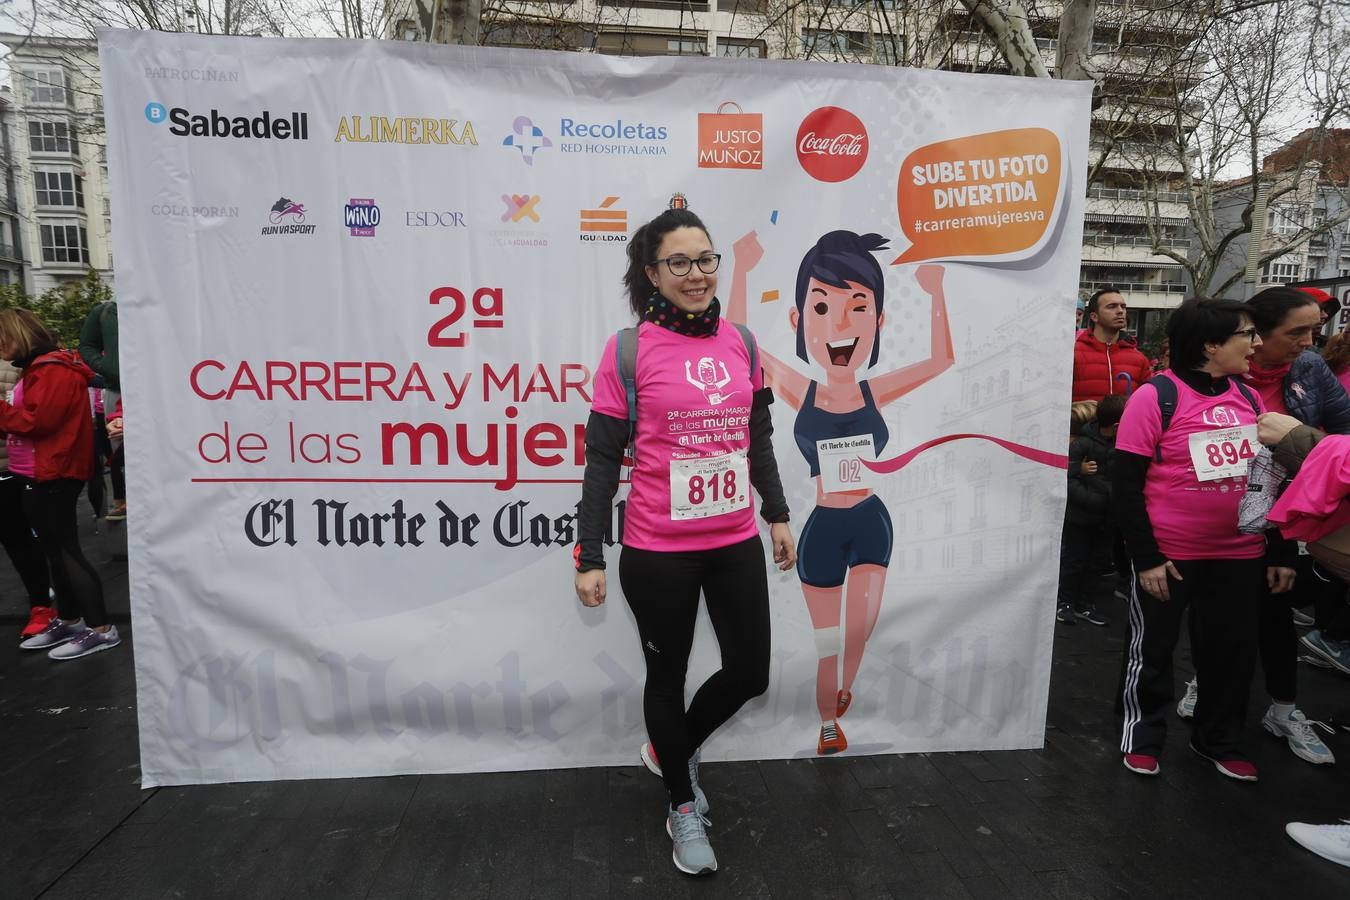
<box><xmin>0</xmin><ymin>349</ymin><xmax>95</xmax><ymax>482</ymax></box>
<box><xmin>1071</xmin><ymin>330</ymin><xmax>1152</xmax><ymax>402</ymax></box>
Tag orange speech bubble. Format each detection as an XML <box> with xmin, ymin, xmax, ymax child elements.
<box><xmin>894</xmin><ymin>128</ymin><xmax>1061</xmax><ymax>264</ymax></box>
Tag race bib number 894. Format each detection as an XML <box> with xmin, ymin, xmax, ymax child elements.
<box><xmin>1187</xmin><ymin>425</ymin><xmax>1257</xmax><ymax>482</ymax></box>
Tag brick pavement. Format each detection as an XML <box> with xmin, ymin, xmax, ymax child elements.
<box><xmin>1</xmin><ymin>516</ymin><xmax>1347</xmax><ymax>897</ymax></box>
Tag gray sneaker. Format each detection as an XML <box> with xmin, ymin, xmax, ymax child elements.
<box><xmin>666</xmin><ymin>802</ymin><xmax>717</xmax><ymax>875</ymax></box>
<box><xmin>49</xmin><ymin>625</ymin><xmax>121</xmax><ymax>661</ymax></box>
<box><xmin>1177</xmin><ymin>677</ymin><xmax>1197</xmax><ymax>719</ymax></box>
<box><xmin>1262</xmin><ymin>705</ymin><xmax>1336</xmax><ymax>765</ymax></box>
<box><xmin>19</xmin><ymin>617</ymin><xmax>87</xmax><ymax>651</ymax></box>
<box><xmin>641</xmin><ymin>742</ymin><xmax>709</xmax><ymax>822</ymax></box>
<box><xmin>1301</xmin><ymin>630</ymin><xmax>1350</xmax><ymax>676</ymax></box>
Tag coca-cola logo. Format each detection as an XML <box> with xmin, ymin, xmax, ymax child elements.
<box><xmin>795</xmin><ymin>107</ymin><xmax>869</xmax><ymax>183</ymax></box>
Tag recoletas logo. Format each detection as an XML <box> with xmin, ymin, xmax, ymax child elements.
<box><xmin>795</xmin><ymin>106</ymin><xmax>867</xmax><ymax>183</ymax></box>
<box><xmin>145</xmin><ymin>102</ymin><xmax>309</xmax><ymax>140</ymax></box>
<box><xmin>558</xmin><ymin>117</ymin><xmax>668</xmax><ymax>156</ymax></box>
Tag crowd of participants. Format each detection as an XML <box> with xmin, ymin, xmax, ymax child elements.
<box><xmin>3</xmin><ymin>300</ymin><xmax>124</xmax><ymax>661</ymax></box>
<box><xmin>1066</xmin><ymin>285</ymin><xmax>1350</xmax><ymax>868</ymax></box>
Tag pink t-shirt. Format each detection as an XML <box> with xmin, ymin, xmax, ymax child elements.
<box><xmin>6</xmin><ymin>377</ymin><xmax>35</xmax><ymax>477</ymax></box>
<box><xmin>591</xmin><ymin>321</ymin><xmax>763</xmax><ymax>553</ymax></box>
<box><xmin>1116</xmin><ymin>372</ymin><xmax>1265</xmax><ymax>560</ymax></box>
<box><xmin>1336</xmin><ymin>367</ymin><xmax>1350</xmax><ymax>398</ymax></box>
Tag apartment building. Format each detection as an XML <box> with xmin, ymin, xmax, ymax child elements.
<box><xmin>396</xmin><ymin>0</ymin><xmax>1205</xmax><ymax>338</ymax></box>
<box><xmin>1208</xmin><ymin>128</ymin><xmax>1350</xmax><ymax>300</ymax></box>
<box><xmin>0</xmin><ymin>34</ymin><xmax>113</xmax><ymax>295</ymax></box>
<box><xmin>0</xmin><ymin>87</ymin><xmax>27</xmax><ymax>287</ymax></box>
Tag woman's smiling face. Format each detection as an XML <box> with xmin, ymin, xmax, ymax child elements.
<box><xmin>794</xmin><ymin>278</ymin><xmax>881</xmax><ymax>373</ymax></box>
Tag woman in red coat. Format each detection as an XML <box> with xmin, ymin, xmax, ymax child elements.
<box><xmin>0</xmin><ymin>309</ymin><xmax>116</xmax><ymax>660</ymax></box>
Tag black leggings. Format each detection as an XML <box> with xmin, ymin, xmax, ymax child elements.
<box><xmin>619</xmin><ymin>535</ymin><xmax>771</xmax><ymax>807</ymax></box>
<box><xmin>0</xmin><ymin>473</ymin><xmax>51</xmax><ymax>606</ymax></box>
<box><xmin>19</xmin><ymin>477</ymin><xmax>107</xmax><ymax>627</ymax></box>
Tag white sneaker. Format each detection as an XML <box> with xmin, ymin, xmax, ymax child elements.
<box><xmin>1262</xmin><ymin>706</ymin><xmax>1336</xmax><ymax>765</ymax></box>
<box><xmin>1176</xmin><ymin>678</ymin><xmax>1197</xmax><ymax>719</ymax></box>
<box><xmin>1286</xmin><ymin>821</ymin><xmax>1350</xmax><ymax>867</ymax></box>
<box><xmin>19</xmin><ymin>617</ymin><xmax>87</xmax><ymax>650</ymax></box>
<box><xmin>48</xmin><ymin>625</ymin><xmax>121</xmax><ymax>660</ymax></box>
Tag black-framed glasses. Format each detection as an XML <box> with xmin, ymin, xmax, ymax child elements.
<box><xmin>651</xmin><ymin>253</ymin><xmax>721</xmax><ymax>277</ymax></box>
<box><xmin>1232</xmin><ymin>327</ymin><xmax>1258</xmax><ymax>342</ymax></box>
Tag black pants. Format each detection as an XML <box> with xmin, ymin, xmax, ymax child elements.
<box><xmin>619</xmin><ymin>536</ymin><xmax>771</xmax><ymax>807</ymax></box>
<box><xmin>18</xmin><ymin>477</ymin><xmax>107</xmax><ymax>627</ymax></box>
<box><xmin>0</xmin><ymin>473</ymin><xmax>51</xmax><ymax>606</ymax></box>
<box><xmin>1258</xmin><ymin>584</ymin><xmax>1298</xmax><ymax>703</ymax></box>
<box><xmin>1118</xmin><ymin>557</ymin><xmax>1262</xmax><ymax>760</ymax></box>
<box><xmin>1058</xmin><ymin>521</ymin><xmax>1110</xmax><ymax>612</ymax></box>
<box><xmin>1309</xmin><ymin>561</ymin><xmax>1350</xmax><ymax>641</ymax></box>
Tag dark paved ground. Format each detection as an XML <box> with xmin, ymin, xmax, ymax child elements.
<box><xmin>2</xmin><ymin>513</ymin><xmax>1348</xmax><ymax>898</ymax></box>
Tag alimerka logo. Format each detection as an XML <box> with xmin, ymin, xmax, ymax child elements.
<box><xmin>796</xmin><ymin>106</ymin><xmax>868</xmax><ymax>183</ymax></box>
<box><xmin>334</xmin><ymin>116</ymin><xmax>477</xmax><ymax>145</ymax></box>
<box><xmin>698</xmin><ymin>102</ymin><xmax>763</xmax><ymax>170</ymax></box>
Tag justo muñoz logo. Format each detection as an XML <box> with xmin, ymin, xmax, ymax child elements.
<box><xmin>795</xmin><ymin>107</ymin><xmax>868</xmax><ymax>183</ymax></box>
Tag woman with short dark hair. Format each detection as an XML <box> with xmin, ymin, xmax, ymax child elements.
<box><xmin>1112</xmin><ymin>297</ymin><xmax>1295</xmax><ymax>781</ymax></box>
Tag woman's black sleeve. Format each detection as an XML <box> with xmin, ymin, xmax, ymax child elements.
<box><xmin>576</xmin><ymin>411</ymin><xmax>629</xmax><ymax>571</ymax></box>
<box><xmin>749</xmin><ymin>387</ymin><xmax>790</xmax><ymax>524</ymax></box>
<box><xmin>1112</xmin><ymin>449</ymin><xmax>1166</xmax><ymax>571</ymax></box>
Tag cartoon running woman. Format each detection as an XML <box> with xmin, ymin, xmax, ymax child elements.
<box><xmin>686</xmin><ymin>357</ymin><xmax>736</xmax><ymax>405</ymax></box>
<box><xmin>728</xmin><ymin>230</ymin><xmax>953</xmax><ymax>755</ymax></box>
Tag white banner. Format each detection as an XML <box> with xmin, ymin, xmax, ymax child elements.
<box><xmin>100</xmin><ymin>30</ymin><xmax>1091</xmax><ymax>786</ymax></box>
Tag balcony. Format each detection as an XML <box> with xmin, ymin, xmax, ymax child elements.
<box><xmin>1081</xmin><ymin>279</ymin><xmax>1186</xmax><ymax>295</ymax></box>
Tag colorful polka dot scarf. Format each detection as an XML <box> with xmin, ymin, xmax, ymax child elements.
<box><xmin>642</xmin><ymin>292</ymin><xmax>722</xmax><ymax>337</ymax></box>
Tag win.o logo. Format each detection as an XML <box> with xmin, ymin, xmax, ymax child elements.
<box><xmin>145</xmin><ymin>102</ymin><xmax>167</xmax><ymax>124</ymax></box>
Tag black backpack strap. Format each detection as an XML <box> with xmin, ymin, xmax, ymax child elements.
<box><xmin>732</xmin><ymin>323</ymin><xmax>758</xmax><ymax>380</ymax></box>
<box><xmin>616</xmin><ymin>327</ymin><xmax>639</xmax><ymax>459</ymax></box>
<box><xmin>1148</xmin><ymin>373</ymin><xmax>1178</xmax><ymax>462</ymax></box>
<box><xmin>1233</xmin><ymin>380</ymin><xmax>1260</xmax><ymax>417</ymax></box>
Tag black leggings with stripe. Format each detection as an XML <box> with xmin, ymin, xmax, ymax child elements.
<box><xmin>619</xmin><ymin>535</ymin><xmax>771</xmax><ymax>807</ymax></box>
<box><xmin>1117</xmin><ymin>557</ymin><xmax>1263</xmax><ymax>760</ymax></box>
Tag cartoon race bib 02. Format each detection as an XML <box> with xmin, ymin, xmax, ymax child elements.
<box><xmin>669</xmin><ymin>451</ymin><xmax>750</xmax><ymax>520</ymax></box>
<box><xmin>816</xmin><ymin>435</ymin><xmax>878</xmax><ymax>494</ymax></box>
<box><xmin>1187</xmin><ymin>425</ymin><xmax>1258</xmax><ymax>482</ymax></box>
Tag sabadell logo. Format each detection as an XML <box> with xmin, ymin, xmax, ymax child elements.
<box><xmin>795</xmin><ymin>107</ymin><xmax>868</xmax><ymax>183</ymax></box>
<box><xmin>144</xmin><ymin>101</ymin><xmax>309</xmax><ymax>140</ymax></box>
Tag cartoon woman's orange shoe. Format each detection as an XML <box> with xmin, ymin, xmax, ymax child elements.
<box><xmin>817</xmin><ymin>721</ymin><xmax>848</xmax><ymax>756</ymax></box>
<box><xmin>836</xmin><ymin>690</ymin><xmax>852</xmax><ymax>718</ymax></box>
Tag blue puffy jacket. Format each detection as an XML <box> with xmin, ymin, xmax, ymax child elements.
<box><xmin>1282</xmin><ymin>350</ymin><xmax>1350</xmax><ymax>434</ymax></box>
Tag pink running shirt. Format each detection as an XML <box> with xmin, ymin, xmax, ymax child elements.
<box><xmin>5</xmin><ymin>376</ymin><xmax>35</xmax><ymax>477</ymax></box>
<box><xmin>1115</xmin><ymin>372</ymin><xmax>1265</xmax><ymax>560</ymax></box>
<box><xmin>591</xmin><ymin>321</ymin><xmax>763</xmax><ymax>553</ymax></box>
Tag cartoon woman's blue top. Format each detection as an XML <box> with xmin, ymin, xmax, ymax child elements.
<box><xmin>793</xmin><ymin>380</ymin><xmax>889</xmax><ymax>477</ymax></box>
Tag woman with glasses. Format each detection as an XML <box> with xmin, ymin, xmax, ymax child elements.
<box><xmin>573</xmin><ymin>205</ymin><xmax>796</xmax><ymax>877</ymax></box>
<box><xmin>1226</xmin><ymin>287</ymin><xmax>1347</xmax><ymax>766</ymax></box>
<box><xmin>725</xmin><ymin>230</ymin><xmax>952</xmax><ymax>757</ymax></box>
<box><xmin>1113</xmin><ymin>297</ymin><xmax>1295</xmax><ymax>782</ymax></box>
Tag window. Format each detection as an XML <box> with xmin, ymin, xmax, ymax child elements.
<box><xmin>25</xmin><ymin>69</ymin><xmax>67</xmax><ymax>105</ymax></box>
<box><xmin>28</xmin><ymin>121</ymin><xmax>77</xmax><ymax>155</ymax></box>
<box><xmin>596</xmin><ymin>30</ymin><xmax>707</xmax><ymax>56</ymax></box>
<box><xmin>718</xmin><ymin>0</ymin><xmax>768</xmax><ymax>12</ymax></box>
<box><xmin>40</xmin><ymin>223</ymin><xmax>90</xmax><ymax>264</ymax></box>
<box><xmin>802</xmin><ymin>28</ymin><xmax>870</xmax><ymax>59</ymax></box>
<box><xmin>1261</xmin><ymin>261</ymin><xmax>1300</xmax><ymax>285</ymax></box>
<box><xmin>717</xmin><ymin>37</ymin><xmax>766</xmax><ymax>58</ymax></box>
<box><xmin>1268</xmin><ymin>205</ymin><xmax>1304</xmax><ymax>237</ymax></box>
<box><xmin>34</xmin><ymin>171</ymin><xmax>84</xmax><ymax>209</ymax></box>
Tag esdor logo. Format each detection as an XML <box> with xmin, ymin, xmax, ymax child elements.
<box><xmin>795</xmin><ymin>107</ymin><xmax>868</xmax><ymax>183</ymax></box>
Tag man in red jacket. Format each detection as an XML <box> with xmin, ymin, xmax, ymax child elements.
<box><xmin>1072</xmin><ymin>288</ymin><xmax>1153</xmax><ymax>402</ymax></box>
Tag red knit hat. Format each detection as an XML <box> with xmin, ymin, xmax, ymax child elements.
<box><xmin>1296</xmin><ymin>286</ymin><xmax>1334</xmax><ymax>305</ymax></box>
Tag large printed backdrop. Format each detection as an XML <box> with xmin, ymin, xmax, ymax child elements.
<box><xmin>100</xmin><ymin>30</ymin><xmax>1091</xmax><ymax>787</ymax></box>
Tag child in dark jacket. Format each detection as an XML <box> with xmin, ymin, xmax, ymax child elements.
<box><xmin>1058</xmin><ymin>394</ymin><xmax>1127</xmax><ymax>626</ymax></box>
